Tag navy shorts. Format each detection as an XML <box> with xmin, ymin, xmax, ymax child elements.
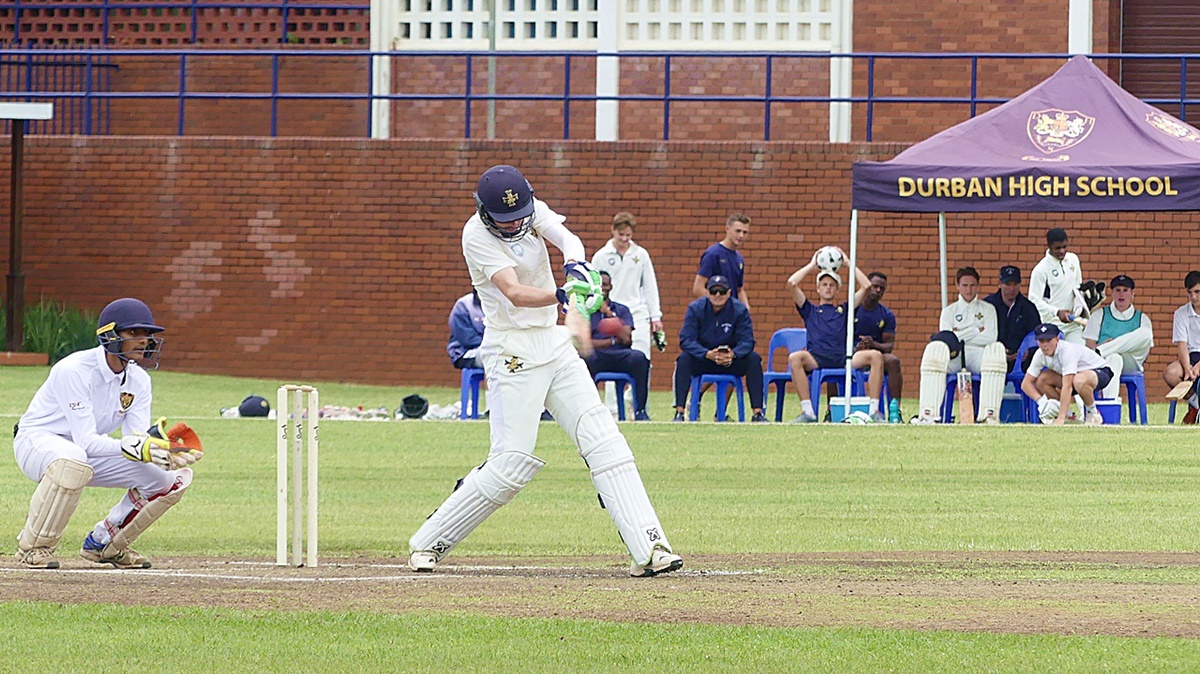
<box><xmin>812</xmin><ymin>352</ymin><xmax>844</xmax><ymax>371</ymax></box>
<box><xmin>1077</xmin><ymin>366</ymin><xmax>1113</xmax><ymax>394</ymax></box>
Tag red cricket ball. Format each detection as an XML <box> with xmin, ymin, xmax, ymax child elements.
<box><xmin>598</xmin><ymin>317</ymin><xmax>623</xmax><ymax>336</ymax></box>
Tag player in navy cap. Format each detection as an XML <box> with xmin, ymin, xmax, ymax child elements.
<box><xmin>1022</xmin><ymin>323</ymin><xmax>1113</xmax><ymax>425</ymax></box>
<box><xmin>13</xmin><ymin>297</ymin><xmax>198</xmax><ymax>569</ymax></box>
<box><xmin>1083</xmin><ymin>273</ymin><xmax>1153</xmax><ymax>399</ymax></box>
<box><xmin>984</xmin><ymin>264</ymin><xmax>1041</xmax><ymax>371</ymax></box>
<box><xmin>407</xmin><ymin>165</ymin><xmax>682</xmax><ymax>578</ymax></box>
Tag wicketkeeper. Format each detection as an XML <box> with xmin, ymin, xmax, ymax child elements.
<box><xmin>13</xmin><ymin>298</ymin><xmax>203</xmax><ymax>569</ymax></box>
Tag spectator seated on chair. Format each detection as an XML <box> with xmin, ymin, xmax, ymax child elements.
<box><xmin>1163</xmin><ymin>270</ymin><xmax>1200</xmax><ymax>425</ymax></box>
<box><xmin>1084</xmin><ymin>274</ymin><xmax>1153</xmax><ymax>401</ymax></box>
<box><xmin>447</xmin><ymin>289</ymin><xmax>485</xmax><ymax>370</ymax></box>
<box><xmin>911</xmin><ymin>266</ymin><xmax>1006</xmax><ymax>425</ymax></box>
<box><xmin>784</xmin><ymin>247</ymin><xmax>885</xmax><ymax>423</ymax></box>
<box><xmin>583</xmin><ymin>272</ymin><xmax>651</xmax><ymax>421</ymax></box>
<box><xmin>671</xmin><ymin>275</ymin><xmax>766</xmax><ymax>422</ymax></box>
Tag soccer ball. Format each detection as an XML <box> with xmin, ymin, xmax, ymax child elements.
<box><xmin>815</xmin><ymin>246</ymin><xmax>844</xmax><ymax>272</ymax></box>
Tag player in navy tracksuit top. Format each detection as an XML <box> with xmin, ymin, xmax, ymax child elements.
<box><xmin>672</xmin><ymin>275</ymin><xmax>765</xmax><ymax>422</ymax></box>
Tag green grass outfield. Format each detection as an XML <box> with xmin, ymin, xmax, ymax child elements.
<box><xmin>2</xmin><ymin>366</ymin><xmax>1199</xmax><ymax>672</ymax></box>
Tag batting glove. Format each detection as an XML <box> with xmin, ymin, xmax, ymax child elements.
<box><xmin>558</xmin><ymin>278</ymin><xmax>603</xmax><ymax>316</ymax></box>
<box><xmin>121</xmin><ymin>434</ymin><xmax>173</xmax><ymax>470</ymax></box>
<box><xmin>564</xmin><ymin>261</ymin><xmax>603</xmax><ymax>296</ymax></box>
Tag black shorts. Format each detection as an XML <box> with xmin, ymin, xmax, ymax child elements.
<box><xmin>1077</xmin><ymin>366</ymin><xmax>1113</xmax><ymax>394</ymax></box>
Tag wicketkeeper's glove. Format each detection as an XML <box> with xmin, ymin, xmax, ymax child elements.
<box><xmin>121</xmin><ymin>434</ymin><xmax>173</xmax><ymax>470</ymax></box>
<box><xmin>148</xmin><ymin>417</ymin><xmax>205</xmax><ymax>468</ymax></box>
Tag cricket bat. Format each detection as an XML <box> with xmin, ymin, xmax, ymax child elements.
<box><xmin>956</xmin><ymin>371</ymin><xmax>975</xmax><ymax>425</ymax></box>
<box><xmin>1166</xmin><ymin>379</ymin><xmax>1196</xmax><ymax>401</ymax></box>
<box><xmin>564</xmin><ymin>295</ymin><xmax>594</xmax><ymax>358</ymax></box>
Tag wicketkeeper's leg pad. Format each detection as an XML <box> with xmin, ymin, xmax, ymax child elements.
<box><xmin>408</xmin><ymin>451</ymin><xmax>544</xmax><ymax>561</ymax></box>
<box><xmin>917</xmin><ymin>340</ymin><xmax>951</xmax><ymax>422</ymax></box>
<box><xmin>19</xmin><ymin>457</ymin><xmax>93</xmax><ymax>552</ymax></box>
<box><xmin>978</xmin><ymin>342</ymin><xmax>1007</xmax><ymax>422</ymax></box>
<box><xmin>106</xmin><ymin>467</ymin><xmax>193</xmax><ymax>553</ymax></box>
<box><xmin>574</xmin><ymin>405</ymin><xmax>671</xmax><ymax>566</ymax></box>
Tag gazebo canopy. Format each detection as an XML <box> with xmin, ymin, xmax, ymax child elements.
<box><xmin>852</xmin><ymin>55</ymin><xmax>1200</xmax><ymax>213</ymax></box>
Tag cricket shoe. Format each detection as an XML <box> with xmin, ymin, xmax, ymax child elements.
<box><xmin>909</xmin><ymin>414</ymin><xmax>937</xmax><ymax>426</ymax></box>
<box><xmin>790</xmin><ymin>412</ymin><xmax>818</xmax><ymax>424</ymax></box>
<box><xmin>1083</xmin><ymin>411</ymin><xmax>1104</xmax><ymax>426</ymax></box>
<box><xmin>79</xmin><ymin>533</ymin><xmax>151</xmax><ymax>569</ymax></box>
<box><xmin>407</xmin><ymin>550</ymin><xmax>439</xmax><ymax>572</ymax></box>
<box><xmin>630</xmin><ymin>547</ymin><xmax>683</xmax><ymax>578</ymax></box>
<box><xmin>16</xmin><ymin>546</ymin><xmax>60</xmax><ymax>569</ymax></box>
<box><xmin>1184</xmin><ymin>405</ymin><xmax>1199</xmax><ymax>425</ymax></box>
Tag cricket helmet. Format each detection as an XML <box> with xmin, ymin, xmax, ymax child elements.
<box><xmin>474</xmin><ymin>165</ymin><xmax>535</xmax><ymax>241</ymax></box>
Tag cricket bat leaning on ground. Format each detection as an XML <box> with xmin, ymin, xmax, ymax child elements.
<box><xmin>957</xmin><ymin>371</ymin><xmax>975</xmax><ymax>425</ymax></box>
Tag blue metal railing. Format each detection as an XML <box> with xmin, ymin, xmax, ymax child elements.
<box><xmin>0</xmin><ymin>0</ymin><xmax>370</xmax><ymax>45</ymax></box>
<box><xmin>0</xmin><ymin>49</ymin><xmax>1198</xmax><ymax>139</ymax></box>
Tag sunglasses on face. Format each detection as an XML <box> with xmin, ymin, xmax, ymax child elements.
<box><xmin>709</xmin><ymin>288</ymin><xmax>729</xmax><ymax>296</ymax></box>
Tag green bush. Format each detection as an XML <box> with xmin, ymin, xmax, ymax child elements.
<box><xmin>0</xmin><ymin>299</ymin><xmax>98</xmax><ymax>362</ymax></box>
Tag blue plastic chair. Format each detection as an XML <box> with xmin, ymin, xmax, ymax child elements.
<box><xmin>762</xmin><ymin>328</ymin><xmax>807</xmax><ymax>422</ymax></box>
<box><xmin>459</xmin><ymin>367</ymin><xmax>486</xmax><ymax>419</ymax></box>
<box><xmin>594</xmin><ymin>371</ymin><xmax>636</xmax><ymax>421</ymax></box>
<box><xmin>809</xmin><ymin>367</ymin><xmax>875</xmax><ymax>418</ymax></box>
<box><xmin>1097</xmin><ymin>372</ymin><xmax>1148</xmax><ymax>425</ymax></box>
<box><xmin>688</xmin><ymin>374</ymin><xmax>745</xmax><ymax>422</ymax></box>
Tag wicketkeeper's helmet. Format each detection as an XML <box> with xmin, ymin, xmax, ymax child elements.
<box><xmin>96</xmin><ymin>297</ymin><xmax>164</xmax><ymax>368</ymax></box>
<box><xmin>474</xmin><ymin>165</ymin><xmax>535</xmax><ymax>241</ymax></box>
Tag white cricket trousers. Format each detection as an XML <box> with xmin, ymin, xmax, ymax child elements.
<box><xmin>14</xmin><ymin>430</ymin><xmax>183</xmax><ymax>544</ymax></box>
<box><xmin>482</xmin><ymin>325</ymin><xmax>607</xmax><ymax>455</ymax></box>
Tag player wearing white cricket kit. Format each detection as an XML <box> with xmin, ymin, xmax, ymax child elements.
<box><xmin>407</xmin><ymin>165</ymin><xmax>682</xmax><ymax>578</ymax></box>
<box><xmin>1022</xmin><ymin>322</ymin><xmax>1113</xmax><ymax>426</ymax></box>
<box><xmin>591</xmin><ymin>212</ymin><xmax>664</xmax><ymax>417</ymax></box>
<box><xmin>591</xmin><ymin>212</ymin><xmax>663</xmax><ymax>356</ymax></box>
<box><xmin>1029</xmin><ymin>227</ymin><xmax>1086</xmax><ymax>344</ymax></box>
<box><xmin>912</xmin><ymin>267</ymin><xmax>1006</xmax><ymax>424</ymax></box>
<box><xmin>13</xmin><ymin>298</ymin><xmax>199</xmax><ymax>569</ymax></box>
<box><xmin>1083</xmin><ymin>274</ymin><xmax>1153</xmax><ymax>399</ymax></box>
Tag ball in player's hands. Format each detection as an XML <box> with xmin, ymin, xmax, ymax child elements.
<box><xmin>598</xmin><ymin>317</ymin><xmax>623</xmax><ymax>336</ymax></box>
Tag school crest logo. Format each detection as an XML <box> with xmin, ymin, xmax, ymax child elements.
<box><xmin>502</xmin><ymin>188</ymin><xmax>520</xmax><ymax>207</ymax></box>
<box><xmin>1028</xmin><ymin>109</ymin><xmax>1095</xmax><ymax>154</ymax></box>
<box><xmin>1146</xmin><ymin>110</ymin><xmax>1200</xmax><ymax>143</ymax></box>
<box><xmin>509</xmin><ymin>242</ymin><xmax>525</xmax><ymax>257</ymax></box>
<box><xmin>119</xmin><ymin>392</ymin><xmax>135</xmax><ymax>411</ymax></box>
<box><xmin>504</xmin><ymin>356</ymin><xmax>524</xmax><ymax>373</ymax></box>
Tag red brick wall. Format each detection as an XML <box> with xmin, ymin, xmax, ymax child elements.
<box><xmin>0</xmin><ymin>137</ymin><xmax>1193</xmax><ymax>394</ymax></box>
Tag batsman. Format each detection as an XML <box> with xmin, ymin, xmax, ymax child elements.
<box><xmin>13</xmin><ymin>298</ymin><xmax>203</xmax><ymax>569</ymax></box>
<box><xmin>406</xmin><ymin>165</ymin><xmax>682</xmax><ymax>578</ymax></box>
<box><xmin>911</xmin><ymin>267</ymin><xmax>1007</xmax><ymax>424</ymax></box>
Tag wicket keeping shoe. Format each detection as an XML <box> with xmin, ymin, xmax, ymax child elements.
<box><xmin>407</xmin><ymin>550</ymin><xmax>439</xmax><ymax>572</ymax></box>
<box><xmin>791</xmin><ymin>412</ymin><xmax>818</xmax><ymax>424</ymax></box>
<box><xmin>79</xmin><ymin>533</ymin><xmax>151</xmax><ymax>569</ymax></box>
<box><xmin>16</xmin><ymin>546</ymin><xmax>60</xmax><ymax>569</ymax></box>
<box><xmin>630</xmin><ymin>547</ymin><xmax>683</xmax><ymax>578</ymax></box>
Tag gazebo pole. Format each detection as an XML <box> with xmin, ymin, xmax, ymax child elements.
<box><xmin>1</xmin><ymin>102</ymin><xmax>52</xmax><ymax>356</ymax></box>
<box><xmin>938</xmin><ymin>212</ymin><xmax>948</xmax><ymax>308</ymax></box>
<box><xmin>844</xmin><ymin>209</ymin><xmax>859</xmax><ymax>419</ymax></box>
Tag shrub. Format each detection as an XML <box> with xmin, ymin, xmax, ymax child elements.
<box><xmin>0</xmin><ymin>299</ymin><xmax>98</xmax><ymax>362</ymax></box>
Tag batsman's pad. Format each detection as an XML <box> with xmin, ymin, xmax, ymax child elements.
<box><xmin>916</xmin><ymin>340</ymin><xmax>951</xmax><ymax>422</ymax></box>
<box><xmin>19</xmin><ymin>458</ymin><xmax>94</xmax><ymax>551</ymax></box>
<box><xmin>408</xmin><ymin>451</ymin><xmax>544</xmax><ymax>561</ymax></box>
<box><xmin>1102</xmin><ymin>353</ymin><xmax>1124</xmax><ymax>399</ymax></box>
<box><xmin>574</xmin><ymin>405</ymin><xmax>670</xmax><ymax>566</ymax></box>
<box><xmin>978</xmin><ymin>343</ymin><xmax>1007</xmax><ymax>423</ymax></box>
<box><xmin>107</xmin><ymin>467</ymin><xmax>193</xmax><ymax>552</ymax></box>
